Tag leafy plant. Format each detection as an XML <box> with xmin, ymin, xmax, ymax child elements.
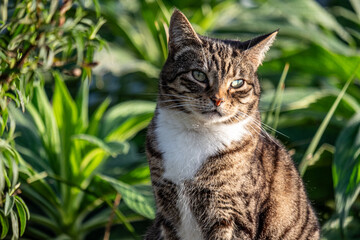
<box><xmin>0</xmin><ymin>0</ymin><xmax>105</xmax><ymax>128</ymax></box>
<box><xmin>93</xmin><ymin>0</ymin><xmax>360</xmax><ymax>238</ymax></box>
<box><xmin>10</xmin><ymin>74</ymin><xmax>155</xmax><ymax>239</ymax></box>
<box><xmin>0</xmin><ymin>0</ymin><xmax>105</xmax><ymax>237</ymax></box>
<box><xmin>0</xmin><ymin>117</ymin><xmax>30</xmax><ymax>239</ymax></box>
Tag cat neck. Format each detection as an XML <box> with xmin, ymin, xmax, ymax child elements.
<box><xmin>155</xmin><ymin>107</ymin><xmax>255</xmax><ymax>183</ymax></box>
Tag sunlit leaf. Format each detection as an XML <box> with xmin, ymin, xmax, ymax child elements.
<box><xmin>4</xmin><ymin>193</ymin><xmax>14</xmax><ymax>216</ymax></box>
<box><xmin>53</xmin><ymin>72</ymin><xmax>79</xmax><ymax>176</ymax></box>
<box><xmin>72</xmin><ymin>134</ymin><xmax>129</xmax><ymax>157</ymax></box>
<box><xmin>87</xmin><ymin>97</ymin><xmax>111</xmax><ymax>135</ymax></box>
<box><xmin>101</xmin><ymin>100</ymin><xmax>155</xmax><ymax>140</ymax></box>
<box><xmin>15</xmin><ymin>196</ymin><xmax>30</xmax><ymax>220</ymax></box>
<box><xmin>15</xmin><ymin>199</ymin><xmax>26</xmax><ymax>236</ymax></box>
<box><xmin>10</xmin><ymin>210</ymin><xmax>19</xmax><ymax>239</ymax></box>
<box><xmin>98</xmin><ymin>175</ymin><xmax>155</xmax><ymax>219</ymax></box>
<box><xmin>75</xmin><ymin>78</ymin><xmax>89</xmax><ymax>131</ymax></box>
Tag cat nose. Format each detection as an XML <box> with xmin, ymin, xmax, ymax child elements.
<box><xmin>211</xmin><ymin>97</ymin><xmax>225</xmax><ymax>107</ymax></box>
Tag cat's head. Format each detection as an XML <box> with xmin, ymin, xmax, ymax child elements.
<box><xmin>159</xmin><ymin>10</ymin><xmax>277</xmax><ymax>125</ymax></box>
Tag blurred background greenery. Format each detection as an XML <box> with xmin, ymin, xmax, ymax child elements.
<box><xmin>0</xmin><ymin>0</ymin><xmax>360</xmax><ymax>239</ymax></box>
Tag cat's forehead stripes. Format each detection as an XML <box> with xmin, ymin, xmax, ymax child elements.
<box><xmin>203</xmin><ymin>39</ymin><xmax>242</xmax><ymax>82</ymax></box>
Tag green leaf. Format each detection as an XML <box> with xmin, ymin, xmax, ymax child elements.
<box><xmin>4</xmin><ymin>193</ymin><xmax>14</xmax><ymax>216</ymax></box>
<box><xmin>119</xmin><ymin>165</ymin><xmax>151</xmax><ymax>185</ymax></box>
<box><xmin>79</xmin><ymin>148</ymin><xmax>105</xmax><ymax>173</ymax></box>
<box><xmin>87</xmin><ymin>97</ymin><xmax>111</xmax><ymax>136</ymax></box>
<box><xmin>0</xmin><ymin>139</ymin><xmax>16</xmax><ymax>157</ymax></box>
<box><xmin>0</xmin><ymin>0</ymin><xmax>8</xmax><ymax>25</ymax></box>
<box><xmin>75</xmin><ymin>78</ymin><xmax>89</xmax><ymax>131</ymax></box>
<box><xmin>15</xmin><ymin>196</ymin><xmax>30</xmax><ymax>220</ymax></box>
<box><xmin>0</xmin><ymin>210</ymin><xmax>9</xmax><ymax>239</ymax></box>
<box><xmin>89</xmin><ymin>17</ymin><xmax>106</xmax><ymax>40</ymax></box>
<box><xmin>105</xmin><ymin>113</ymin><xmax>154</xmax><ymax>142</ymax></box>
<box><xmin>72</xmin><ymin>134</ymin><xmax>129</xmax><ymax>157</ymax></box>
<box><xmin>333</xmin><ymin>112</ymin><xmax>360</xmax><ymax>234</ymax></box>
<box><xmin>30</xmin><ymin>84</ymin><xmax>61</xmax><ymax>173</ymax></box>
<box><xmin>53</xmin><ymin>72</ymin><xmax>78</xmax><ymax>176</ymax></box>
<box><xmin>92</xmin><ymin>0</ymin><xmax>101</xmax><ymax>17</ymax></box>
<box><xmin>0</xmin><ymin>108</ymin><xmax>8</xmax><ymax>136</ymax></box>
<box><xmin>10</xmin><ymin>156</ymin><xmax>18</xmax><ymax>188</ymax></box>
<box><xmin>74</xmin><ymin>33</ymin><xmax>84</xmax><ymax>66</ymax></box>
<box><xmin>45</xmin><ymin>0</ymin><xmax>58</xmax><ymax>23</ymax></box>
<box><xmin>98</xmin><ymin>175</ymin><xmax>155</xmax><ymax>219</ymax></box>
<box><xmin>101</xmin><ymin>100</ymin><xmax>155</xmax><ymax>138</ymax></box>
<box><xmin>10</xmin><ymin>210</ymin><xmax>18</xmax><ymax>239</ymax></box>
<box><xmin>14</xmin><ymin>199</ymin><xmax>26</xmax><ymax>236</ymax></box>
<box><xmin>0</xmin><ymin>157</ymin><xmax>4</xmax><ymax>194</ymax></box>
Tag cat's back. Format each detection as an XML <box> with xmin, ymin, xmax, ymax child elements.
<box><xmin>256</xmin><ymin>135</ymin><xmax>320</xmax><ymax>239</ymax></box>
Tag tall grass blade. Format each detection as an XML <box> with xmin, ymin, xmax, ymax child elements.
<box><xmin>271</xmin><ymin>63</ymin><xmax>289</xmax><ymax>136</ymax></box>
<box><xmin>299</xmin><ymin>61</ymin><xmax>360</xmax><ymax>176</ymax></box>
<box><xmin>264</xmin><ymin>63</ymin><xmax>289</xmax><ymax>133</ymax></box>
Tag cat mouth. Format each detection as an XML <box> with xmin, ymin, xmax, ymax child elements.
<box><xmin>201</xmin><ymin>109</ymin><xmax>223</xmax><ymax>117</ymax></box>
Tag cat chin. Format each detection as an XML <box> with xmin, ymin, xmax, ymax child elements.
<box><xmin>195</xmin><ymin>111</ymin><xmax>235</xmax><ymax>125</ymax></box>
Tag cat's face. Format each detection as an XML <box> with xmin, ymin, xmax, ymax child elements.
<box><xmin>158</xmin><ymin>10</ymin><xmax>277</xmax><ymax>125</ymax></box>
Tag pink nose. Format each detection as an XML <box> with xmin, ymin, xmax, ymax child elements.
<box><xmin>212</xmin><ymin>97</ymin><xmax>224</xmax><ymax>107</ymax></box>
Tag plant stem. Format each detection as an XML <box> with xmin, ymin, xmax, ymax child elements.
<box><xmin>103</xmin><ymin>193</ymin><xmax>122</xmax><ymax>240</ymax></box>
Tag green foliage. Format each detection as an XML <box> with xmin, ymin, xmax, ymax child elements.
<box><xmin>333</xmin><ymin>112</ymin><xmax>360</xmax><ymax>238</ymax></box>
<box><xmin>10</xmin><ymin>75</ymin><xmax>155</xmax><ymax>239</ymax></box>
<box><xmin>0</xmin><ymin>1</ymin><xmax>105</xmax><ymax>237</ymax></box>
<box><xmin>94</xmin><ymin>0</ymin><xmax>360</xmax><ymax>238</ymax></box>
<box><xmin>0</xmin><ymin>114</ymin><xmax>29</xmax><ymax>238</ymax></box>
<box><xmin>1</xmin><ymin>0</ymin><xmax>359</xmax><ymax>238</ymax></box>
<box><xmin>0</xmin><ymin>0</ymin><xmax>105</xmax><ymax>130</ymax></box>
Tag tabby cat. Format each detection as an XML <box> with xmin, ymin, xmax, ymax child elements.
<box><xmin>145</xmin><ymin>9</ymin><xmax>320</xmax><ymax>240</ymax></box>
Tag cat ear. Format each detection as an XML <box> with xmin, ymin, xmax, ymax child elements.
<box><xmin>168</xmin><ymin>9</ymin><xmax>202</xmax><ymax>52</ymax></box>
<box><xmin>242</xmin><ymin>30</ymin><xmax>278</xmax><ymax>68</ymax></box>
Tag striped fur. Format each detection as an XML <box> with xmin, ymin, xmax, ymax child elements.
<box><xmin>145</xmin><ymin>10</ymin><xmax>320</xmax><ymax>240</ymax></box>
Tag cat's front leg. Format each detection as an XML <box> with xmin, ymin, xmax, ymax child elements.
<box><xmin>202</xmin><ymin>216</ymin><xmax>255</xmax><ymax>240</ymax></box>
<box><xmin>202</xmin><ymin>218</ymin><xmax>236</xmax><ymax>240</ymax></box>
<box><xmin>189</xmin><ymin>185</ymin><xmax>257</xmax><ymax>240</ymax></box>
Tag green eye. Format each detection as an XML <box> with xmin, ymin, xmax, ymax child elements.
<box><xmin>231</xmin><ymin>79</ymin><xmax>245</xmax><ymax>89</ymax></box>
<box><xmin>192</xmin><ymin>70</ymin><xmax>207</xmax><ymax>82</ymax></box>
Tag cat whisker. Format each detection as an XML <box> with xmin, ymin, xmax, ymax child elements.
<box><xmin>235</xmin><ymin>111</ymin><xmax>287</xmax><ymax>138</ymax></box>
<box><xmin>231</xmin><ymin>113</ymin><xmax>275</xmax><ymax>143</ymax></box>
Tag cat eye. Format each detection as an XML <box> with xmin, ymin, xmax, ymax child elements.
<box><xmin>231</xmin><ymin>79</ymin><xmax>245</xmax><ymax>89</ymax></box>
<box><xmin>192</xmin><ymin>70</ymin><xmax>207</xmax><ymax>82</ymax></box>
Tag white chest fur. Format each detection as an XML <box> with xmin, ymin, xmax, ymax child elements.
<box><xmin>155</xmin><ymin>108</ymin><xmax>249</xmax><ymax>240</ymax></box>
<box><xmin>155</xmin><ymin>108</ymin><xmax>249</xmax><ymax>183</ymax></box>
